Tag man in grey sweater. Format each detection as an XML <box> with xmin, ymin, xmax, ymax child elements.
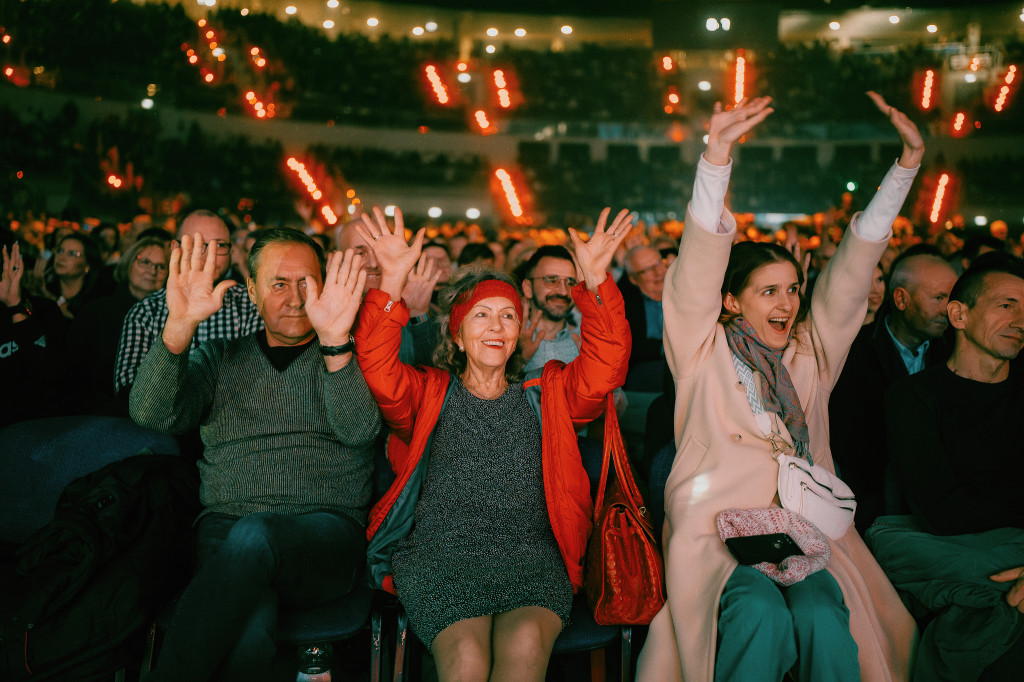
<box><xmin>132</xmin><ymin>228</ymin><xmax>379</xmax><ymax>682</ymax></box>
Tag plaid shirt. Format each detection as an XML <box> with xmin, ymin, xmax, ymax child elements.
<box><xmin>113</xmin><ymin>286</ymin><xmax>263</xmax><ymax>393</ymax></box>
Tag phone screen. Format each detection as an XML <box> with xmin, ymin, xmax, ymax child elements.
<box><xmin>725</xmin><ymin>533</ymin><xmax>805</xmax><ymax>565</ymax></box>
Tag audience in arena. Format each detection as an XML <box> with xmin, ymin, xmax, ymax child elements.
<box><xmin>871</xmin><ymin>253</ymin><xmax>1024</xmax><ymax>681</ymax></box>
<box><xmin>131</xmin><ymin>228</ymin><xmax>381</xmax><ymax>681</ymax></box>
<box><xmin>830</xmin><ymin>248</ymin><xmax>958</xmax><ymax>533</ymax></box>
<box><xmin>638</xmin><ymin>92</ymin><xmax>921</xmax><ymax>681</ymax></box>
<box><xmin>620</xmin><ymin>244</ymin><xmax>668</xmax><ymax>390</ymax></box>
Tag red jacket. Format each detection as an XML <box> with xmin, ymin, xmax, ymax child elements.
<box><xmin>354</xmin><ymin>276</ymin><xmax>631</xmax><ymax>595</ymax></box>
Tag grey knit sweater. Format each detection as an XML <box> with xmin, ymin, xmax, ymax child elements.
<box><xmin>130</xmin><ymin>334</ymin><xmax>381</xmax><ymax>523</ymax></box>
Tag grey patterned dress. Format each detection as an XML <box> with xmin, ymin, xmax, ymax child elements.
<box><xmin>390</xmin><ymin>379</ymin><xmax>573</xmax><ymax>648</ymax></box>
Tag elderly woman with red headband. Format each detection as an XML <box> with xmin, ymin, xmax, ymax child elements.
<box><xmin>353</xmin><ymin>205</ymin><xmax>632</xmax><ymax>681</ymax></box>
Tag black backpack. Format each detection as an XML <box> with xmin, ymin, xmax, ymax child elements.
<box><xmin>0</xmin><ymin>453</ymin><xmax>200</xmax><ymax>681</ymax></box>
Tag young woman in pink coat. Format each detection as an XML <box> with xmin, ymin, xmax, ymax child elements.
<box><xmin>636</xmin><ymin>93</ymin><xmax>923</xmax><ymax>681</ymax></box>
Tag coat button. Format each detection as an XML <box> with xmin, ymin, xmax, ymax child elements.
<box><xmin>730</xmin><ymin>433</ymin><xmax>742</xmax><ymax>442</ymax></box>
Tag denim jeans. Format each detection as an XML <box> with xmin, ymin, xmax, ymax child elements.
<box><xmin>146</xmin><ymin>510</ymin><xmax>365</xmax><ymax>682</ymax></box>
<box><xmin>715</xmin><ymin>565</ymin><xmax>859</xmax><ymax>682</ymax></box>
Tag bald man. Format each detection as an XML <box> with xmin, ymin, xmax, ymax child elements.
<box><xmin>829</xmin><ymin>249</ymin><xmax>958</xmax><ymax>533</ymax></box>
<box><xmin>114</xmin><ymin>210</ymin><xmax>263</xmax><ymax>395</ymax></box>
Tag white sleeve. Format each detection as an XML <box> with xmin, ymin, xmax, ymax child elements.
<box><xmin>689</xmin><ymin>154</ymin><xmax>734</xmax><ymax>234</ymax></box>
<box><xmin>850</xmin><ymin>161</ymin><xmax>920</xmax><ymax>242</ymax></box>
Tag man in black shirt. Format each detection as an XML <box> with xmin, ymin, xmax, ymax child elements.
<box><xmin>874</xmin><ymin>253</ymin><xmax>1024</xmax><ymax>681</ymax></box>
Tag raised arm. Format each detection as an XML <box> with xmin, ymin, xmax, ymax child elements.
<box><xmin>162</xmin><ymin>233</ymin><xmax>238</xmax><ymax>354</ymax></box>
<box><xmin>663</xmin><ymin>97</ymin><xmax>774</xmax><ymax>378</ymax></box>
<box><xmin>807</xmin><ymin>92</ymin><xmax>922</xmax><ymax>384</ymax></box>
<box><xmin>304</xmin><ymin>248</ymin><xmax>365</xmax><ymax>372</ymax></box>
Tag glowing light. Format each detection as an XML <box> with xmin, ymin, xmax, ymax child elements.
<box><xmin>327</xmin><ymin>0</ymin><xmax>339</xmax><ymax>7</ymax></box>
<box><xmin>965</xmin><ymin>73</ymin><xmax>977</xmax><ymax>83</ymax></box>
<box><xmin>921</xmin><ymin>69</ymin><xmax>935</xmax><ymax>110</ymax></box>
<box><xmin>485</xmin><ymin>45</ymin><xmax>496</xmax><ymax>54</ymax></box>
<box><xmin>285</xmin><ymin>6</ymin><xmax>297</xmax><ymax>15</ymax></box>
<box><xmin>205</xmin><ymin>30</ymin><xmax>215</xmax><ymax>39</ymax></box>
<box><xmin>927</xmin><ymin>24</ymin><xmax>937</xmax><ymax>33</ymax></box>
<box><xmin>425</xmin><ymin>65</ymin><xmax>450</xmax><ymax>104</ymax></box>
<box><xmin>698</xmin><ymin>80</ymin><xmax>712</xmax><ymax>91</ymax></box>
<box><xmin>457</xmin><ymin>62</ymin><xmax>468</xmax><ymax>72</ymax></box>
<box><xmin>457</xmin><ymin>73</ymin><xmax>471</xmax><ymax>83</ymax></box>
<box><xmin>495</xmin><ymin>169</ymin><xmax>523</xmax><ymax>217</ymax></box>
<box><xmin>930</xmin><ymin>173</ymin><xmax>950</xmax><ymax>223</ymax></box>
<box><xmin>846</xmin><ymin>181</ymin><xmax>857</xmax><ymax>191</ymax></box>
<box><xmin>721</xmin><ymin>18</ymin><xmax>731</xmax><ymax>30</ymax></box>
<box><xmin>321</xmin><ymin>206</ymin><xmax>337</xmax><ymax>225</ymax></box>
<box><xmin>426</xmin><ymin>22</ymin><xmax>438</xmax><ymax>32</ymax></box>
<box><xmin>953</xmin><ymin>112</ymin><xmax>965</xmax><ymax>131</ymax></box>
<box><xmin>346</xmin><ymin>189</ymin><xmax>356</xmax><ymax>199</ymax></box>
<box><xmin>250</xmin><ymin>47</ymin><xmax>260</xmax><ymax>56</ymax></box>
<box><xmin>668</xmin><ymin>92</ymin><xmax>680</xmax><ymax>104</ymax></box>
<box><xmin>474</xmin><ymin>110</ymin><xmax>491</xmax><ymax>129</ymax></box>
<box><xmin>212</xmin><ymin>47</ymin><xmax>224</xmax><ymax>57</ymax></box>
<box><xmin>706</xmin><ymin>18</ymin><xmax>719</xmax><ymax>31</ymax></box>
<box><xmin>829</xmin><ymin>21</ymin><xmax>840</xmax><ymax>30</ymax></box>
<box><xmin>241</xmin><ymin>8</ymin><xmax>249</xmax><ymax>15</ymax></box>
<box><xmin>662</xmin><ymin>56</ymin><xmax>674</xmax><ymax>71</ymax></box>
<box><xmin>889</xmin><ymin>15</ymin><xmax>900</xmax><ymax>24</ymax></box>
<box><xmin>493</xmin><ymin>70</ymin><xmax>506</xmax><ymax>88</ymax></box>
<box><xmin>995</xmin><ymin>65</ymin><xmax>1017</xmax><ymax>112</ymax></box>
<box><xmin>514</xmin><ymin>28</ymin><xmax>526</xmax><ymax>37</ymax></box>
<box><xmin>256</xmin><ymin>58</ymin><xmax>266</xmax><ymax>67</ymax></box>
<box><xmin>2</xmin><ymin>35</ymin><xmax>10</xmax><ymax>44</ymax></box>
<box><xmin>209</xmin><ymin>41</ymin><xmax>217</xmax><ymax>49</ymax></box>
<box><xmin>561</xmin><ymin>25</ymin><xmax>573</xmax><ymax>35</ymax></box>
<box><xmin>141</xmin><ymin>98</ymin><xmax>154</xmax><ymax>109</ymax></box>
<box><xmin>733</xmin><ymin>54</ymin><xmax>746</xmax><ymax>104</ymax></box>
<box><xmin>323</xmin><ymin>20</ymin><xmax>334</xmax><ymax>29</ymax></box>
<box><xmin>16</xmin><ymin>171</ymin><xmax>22</xmax><ymax>179</ymax></box>
<box><xmin>487</xmin><ymin>28</ymin><xmax>498</xmax><ymax>37</ymax></box>
<box><xmin>412</xmin><ymin>26</ymin><xmax>424</xmax><ymax>36</ymax></box>
<box><xmin>312</xmin><ymin>190</ymin><xmax>322</xmax><ymax>200</ymax></box>
<box><xmin>367</xmin><ymin>17</ymin><xmax>378</xmax><ymax>27</ymax></box>
<box><xmin>189</xmin><ymin>55</ymin><xmax>198</xmax><ymax>64</ymax></box>
<box><xmin>466</xmin><ymin>208</ymin><xmax>481</xmax><ymax>219</ymax></box>
<box><xmin>204</xmin><ymin>73</ymin><xmax>214</xmax><ymax>83</ymax></box>
<box><xmin>428</xmin><ymin>207</ymin><xmax>443</xmax><ymax>218</ymax></box>
<box><xmin>975</xmin><ymin>215</ymin><xmax>988</xmax><ymax>226</ymax></box>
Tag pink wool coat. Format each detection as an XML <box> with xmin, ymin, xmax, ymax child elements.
<box><xmin>635</xmin><ymin>207</ymin><xmax>917</xmax><ymax>681</ymax></box>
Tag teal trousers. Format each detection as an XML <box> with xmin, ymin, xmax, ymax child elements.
<box><xmin>715</xmin><ymin>565</ymin><xmax>859</xmax><ymax>682</ymax></box>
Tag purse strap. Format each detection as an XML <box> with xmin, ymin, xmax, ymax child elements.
<box><xmin>593</xmin><ymin>393</ymin><xmax>651</xmax><ymax>531</ymax></box>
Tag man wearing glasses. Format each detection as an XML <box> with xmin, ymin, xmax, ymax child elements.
<box><xmin>113</xmin><ymin>210</ymin><xmax>263</xmax><ymax>400</ymax></box>
<box><xmin>517</xmin><ymin>245</ymin><xmax>584</xmax><ymax>373</ymax></box>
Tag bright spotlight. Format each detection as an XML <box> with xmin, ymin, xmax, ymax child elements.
<box><xmin>485</xmin><ymin>44</ymin><xmax>496</xmax><ymax>54</ymax></box>
<box><xmin>706</xmin><ymin>18</ymin><xmax>720</xmax><ymax>31</ymax></box>
<box><xmin>846</xmin><ymin>181</ymin><xmax>857</xmax><ymax>191</ymax></box>
<box><xmin>141</xmin><ymin>98</ymin><xmax>155</xmax><ymax>109</ymax></box>
<box><xmin>323</xmin><ymin>20</ymin><xmax>334</xmax><ymax>29</ymax></box>
<box><xmin>428</xmin><ymin>207</ymin><xmax>443</xmax><ymax>218</ymax></box>
<box><xmin>514</xmin><ymin>28</ymin><xmax>526</xmax><ymax>37</ymax></box>
<box><xmin>285</xmin><ymin>5</ymin><xmax>297</xmax><ymax>15</ymax></box>
<box><xmin>384</xmin><ymin>205</ymin><xmax>396</xmax><ymax>217</ymax></box>
<box><xmin>466</xmin><ymin>208</ymin><xmax>481</xmax><ymax>219</ymax></box>
<box><xmin>927</xmin><ymin>24</ymin><xmax>938</xmax><ymax>33</ymax></box>
<box><xmin>457</xmin><ymin>73</ymin><xmax>471</xmax><ymax>83</ymax></box>
<box><xmin>965</xmin><ymin>73</ymin><xmax>977</xmax><ymax>83</ymax></box>
<box><xmin>425</xmin><ymin>21</ymin><xmax>438</xmax><ymax>32</ymax></box>
<box><xmin>721</xmin><ymin>18</ymin><xmax>731</xmax><ymax>31</ymax></box>
<box><xmin>561</xmin><ymin>25</ymin><xmax>573</xmax><ymax>35</ymax></box>
<box><xmin>487</xmin><ymin>27</ymin><xmax>498</xmax><ymax>37</ymax></box>
<box><xmin>975</xmin><ymin>215</ymin><xmax>988</xmax><ymax>226</ymax></box>
<box><xmin>698</xmin><ymin>80</ymin><xmax>712</xmax><ymax>91</ymax></box>
<box><xmin>412</xmin><ymin>26</ymin><xmax>424</xmax><ymax>36</ymax></box>
<box><xmin>889</xmin><ymin>15</ymin><xmax>900</xmax><ymax>24</ymax></box>
<box><xmin>327</xmin><ymin>0</ymin><xmax>338</xmax><ymax>6</ymax></box>
<box><xmin>367</xmin><ymin>17</ymin><xmax>379</xmax><ymax>27</ymax></box>
<box><xmin>829</xmin><ymin>21</ymin><xmax>840</xmax><ymax>31</ymax></box>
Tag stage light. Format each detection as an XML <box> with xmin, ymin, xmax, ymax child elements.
<box><xmin>829</xmin><ymin>22</ymin><xmax>840</xmax><ymax>31</ymax></box>
<box><xmin>698</xmin><ymin>80</ymin><xmax>711</xmax><ymax>91</ymax></box>
<box><xmin>384</xmin><ymin>205</ymin><xmax>396</xmax><ymax>217</ymax></box>
<box><xmin>846</xmin><ymin>181</ymin><xmax>857</xmax><ymax>191</ymax></box>
<box><xmin>487</xmin><ymin>28</ymin><xmax>498</xmax><ymax>37</ymax></box>
<box><xmin>428</xmin><ymin>207</ymin><xmax>443</xmax><ymax>218</ymax></box>
<box><xmin>327</xmin><ymin>0</ymin><xmax>339</xmax><ymax>7</ymax></box>
<box><xmin>413</xmin><ymin>27</ymin><xmax>424</xmax><ymax>36</ymax></box>
<box><xmin>706</xmin><ymin>18</ymin><xmax>719</xmax><ymax>32</ymax></box>
<box><xmin>561</xmin><ymin>26</ymin><xmax>573</xmax><ymax>35</ymax></box>
<box><xmin>733</xmin><ymin>53</ymin><xmax>746</xmax><ymax>104</ymax></box>
<box><xmin>323</xmin><ymin>20</ymin><xmax>334</xmax><ymax>29</ymax></box>
<box><xmin>466</xmin><ymin>208</ymin><xmax>481</xmax><ymax>219</ymax></box>
<box><xmin>458</xmin><ymin>73</ymin><xmax>471</xmax><ymax>83</ymax></box>
<box><xmin>485</xmin><ymin>45</ymin><xmax>496</xmax><ymax>54</ymax></box>
<box><xmin>367</xmin><ymin>17</ymin><xmax>378</xmax><ymax>27</ymax></box>
<box><xmin>975</xmin><ymin>215</ymin><xmax>988</xmax><ymax>226</ymax></box>
<box><xmin>285</xmin><ymin>6</ymin><xmax>297</xmax><ymax>15</ymax></box>
<box><xmin>921</xmin><ymin>69</ymin><xmax>935</xmax><ymax>110</ymax></box>
<box><xmin>930</xmin><ymin>173</ymin><xmax>950</xmax><ymax>223</ymax></box>
<box><xmin>426</xmin><ymin>22</ymin><xmax>438</xmax><ymax>32</ymax></box>
<box><xmin>141</xmin><ymin>98</ymin><xmax>154</xmax><ymax>109</ymax></box>
<box><xmin>965</xmin><ymin>73</ymin><xmax>977</xmax><ymax>83</ymax></box>
<box><xmin>425</xmin><ymin>65</ymin><xmax>450</xmax><ymax>104</ymax></box>
<box><xmin>240</xmin><ymin>8</ymin><xmax>248</xmax><ymax>16</ymax></box>
<box><xmin>889</xmin><ymin>15</ymin><xmax>900</xmax><ymax>24</ymax></box>
<box><xmin>927</xmin><ymin>24</ymin><xmax>937</xmax><ymax>33</ymax></box>
<box><xmin>515</xmin><ymin>28</ymin><xmax>526</xmax><ymax>37</ymax></box>
<box><xmin>662</xmin><ymin>56</ymin><xmax>674</xmax><ymax>71</ymax></box>
<box><xmin>457</xmin><ymin>62</ymin><xmax>468</xmax><ymax>71</ymax></box>
<box><xmin>721</xmin><ymin>18</ymin><xmax>731</xmax><ymax>31</ymax></box>
<box><xmin>495</xmin><ymin>169</ymin><xmax>524</xmax><ymax>217</ymax></box>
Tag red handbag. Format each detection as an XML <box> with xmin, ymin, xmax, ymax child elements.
<box><xmin>585</xmin><ymin>394</ymin><xmax>667</xmax><ymax>625</ymax></box>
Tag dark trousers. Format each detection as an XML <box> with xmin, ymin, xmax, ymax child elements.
<box><xmin>146</xmin><ymin>510</ymin><xmax>365</xmax><ymax>682</ymax></box>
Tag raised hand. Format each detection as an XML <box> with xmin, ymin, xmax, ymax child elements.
<box><xmin>569</xmin><ymin>207</ymin><xmax>634</xmax><ymax>291</ymax></box>
<box><xmin>866</xmin><ymin>90</ymin><xmax>925</xmax><ymax>169</ymax></box>
<box><xmin>1</xmin><ymin>242</ymin><xmax>24</xmax><ymax>308</ymax></box>
<box><xmin>356</xmin><ymin>206</ymin><xmax>426</xmax><ymax>301</ymax></box>
<box><xmin>305</xmin><ymin>249</ymin><xmax>367</xmax><ymax>347</ymax></box>
<box><xmin>518</xmin><ymin>300</ymin><xmax>550</xmax><ymax>361</ymax></box>
<box><xmin>162</xmin><ymin>233</ymin><xmax>237</xmax><ymax>353</ymax></box>
<box><xmin>403</xmin><ymin>253</ymin><xmax>442</xmax><ymax>318</ymax></box>
<box><xmin>705</xmin><ymin>96</ymin><xmax>774</xmax><ymax>166</ymax></box>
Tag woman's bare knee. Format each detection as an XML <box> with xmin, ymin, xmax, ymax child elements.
<box><xmin>431</xmin><ymin>615</ymin><xmax>492</xmax><ymax>682</ymax></box>
<box><xmin>491</xmin><ymin>607</ymin><xmax>562</xmax><ymax>681</ymax></box>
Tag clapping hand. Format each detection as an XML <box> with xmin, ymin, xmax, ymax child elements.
<box><xmin>1</xmin><ymin>242</ymin><xmax>24</xmax><ymax>308</ymax></box>
<box><xmin>569</xmin><ymin>207</ymin><xmax>634</xmax><ymax>291</ymax></box>
<box><xmin>866</xmin><ymin>90</ymin><xmax>924</xmax><ymax>169</ymax></box>
<box><xmin>356</xmin><ymin>206</ymin><xmax>426</xmax><ymax>301</ymax></box>
<box><xmin>305</xmin><ymin>249</ymin><xmax>366</xmax><ymax>347</ymax></box>
<box><xmin>705</xmin><ymin>96</ymin><xmax>774</xmax><ymax>166</ymax></box>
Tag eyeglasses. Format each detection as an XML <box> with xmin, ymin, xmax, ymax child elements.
<box><xmin>631</xmin><ymin>259</ymin><xmax>668</xmax><ymax>278</ymax></box>
<box><xmin>200</xmin><ymin>240</ymin><xmax>231</xmax><ymax>255</ymax></box>
<box><xmin>531</xmin><ymin>275</ymin><xmax>579</xmax><ymax>289</ymax></box>
<box><xmin>134</xmin><ymin>255</ymin><xmax>168</xmax><ymax>272</ymax></box>
<box><xmin>55</xmin><ymin>247</ymin><xmax>83</xmax><ymax>258</ymax></box>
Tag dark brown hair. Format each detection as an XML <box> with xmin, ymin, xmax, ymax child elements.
<box><xmin>719</xmin><ymin>241</ymin><xmax>808</xmax><ymax>326</ymax></box>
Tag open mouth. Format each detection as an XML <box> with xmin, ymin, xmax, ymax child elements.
<box><xmin>482</xmin><ymin>339</ymin><xmax>505</xmax><ymax>348</ymax></box>
<box><xmin>768</xmin><ymin>317</ymin><xmax>789</xmax><ymax>333</ymax></box>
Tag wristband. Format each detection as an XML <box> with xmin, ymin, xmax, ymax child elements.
<box><xmin>320</xmin><ymin>335</ymin><xmax>355</xmax><ymax>356</ymax></box>
<box><xmin>5</xmin><ymin>300</ymin><xmax>31</xmax><ymax>318</ymax></box>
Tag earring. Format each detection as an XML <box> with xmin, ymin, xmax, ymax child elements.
<box><xmin>458</xmin><ymin>345</ymin><xmax>465</xmax><ymax>352</ymax></box>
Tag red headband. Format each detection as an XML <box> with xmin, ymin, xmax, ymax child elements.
<box><xmin>448</xmin><ymin>279</ymin><xmax>524</xmax><ymax>339</ymax></box>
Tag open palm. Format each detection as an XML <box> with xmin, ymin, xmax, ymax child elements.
<box><xmin>305</xmin><ymin>249</ymin><xmax>367</xmax><ymax>347</ymax></box>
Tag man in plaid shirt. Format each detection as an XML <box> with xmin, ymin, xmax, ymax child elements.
<box><xmin>113</xmin><ymin>210</ymin><xmax>262</xmax><ymax>396</ymax></box>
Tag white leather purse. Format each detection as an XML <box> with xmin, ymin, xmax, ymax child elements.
<box><xmin>776</xmin><ymin>452</ymin><xmax>856</xmax><ymax>540</ymax></box>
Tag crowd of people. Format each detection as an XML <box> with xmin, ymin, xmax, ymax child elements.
<box><xmin>3</xmin><ymin>88</ymin><xmax>1024</xmax><ymax>681</ymax></box>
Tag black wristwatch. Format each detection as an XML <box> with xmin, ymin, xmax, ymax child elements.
<box><xmin>5</xmin><ymin>300</ymin><xmax>31</xmax><ymax>318</ymax></box>
<box><xmin>320</xmin><ymin>336</ymin><xmax>355</xmax><ymax>356</ymax></box>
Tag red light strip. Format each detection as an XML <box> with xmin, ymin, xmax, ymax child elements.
<box><xmin>286</xmin><ymin>158</ymin><xmax>338</xmax><ymax>225</ymax></box>
<box><xmin>995</xmin><ymin>65</ymin><xmax>1017</xmax><ymax>113</ymax></box>
<box><xmin>733</xmin><ymin>55</ymin><xmax>746</xmax><ymax>104</ymax></box>
<box><xmin>921</xmin><ymin>69</ymin><xmax>934</xmax><ymax>110</ymax></box>
<box><xmin>930</xmin><ymin>173</ymin><xmax>949</xmax><ymax>224</ymax></box>
<box><xmin>494</xmin><ymin>169</ymin><xmax>523</xmax><ymax>217</ymax></box>
<box><xmin>425</xmin><ymin>65</ymin><xmax>449</xmax><ymax>104</ymax></box>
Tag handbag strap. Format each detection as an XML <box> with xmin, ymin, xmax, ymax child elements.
<box><xmin>594</xmin><ymin>393</ymin><xmax>650</xmax><ymax>528</ymax></box>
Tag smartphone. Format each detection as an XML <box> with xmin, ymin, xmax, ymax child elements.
<box><xmin>725</xmin><ymin>533</ymin><xmax>805</xmax><ymax>566</ymax></box>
